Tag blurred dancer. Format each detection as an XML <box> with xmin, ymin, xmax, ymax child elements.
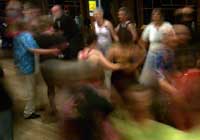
<box><xmin>108</xmin><ymin>27</ymin><xmax>145</xmax><ymax>99</ymax></box>
<box><xmin>78</xmin><ymin>32</ymin><xmax>121</xmax><ymax>71</ymax></box>
<box><xmin>60</xmin><ymin>85</ymin><xmax>115</xmax><ymax>140</ymax></box>
<box><xmin>139</xmin><ymin>8</ymin><xmax>173</xmax><ymax>87</ymax></box>
<box><xmin>78</xmin><ymin>32</ymin><xmax>125</xmax><ymax>100</ymax></box>
<box><xmin>168</xmin><ymin>25</ymin><xmax>200</xmax><ymax>130</ymax></box>
<box><xmin>13</xmin><ymin>20</ymin><xmax>60</xmax><ymax>119</ymax></box>
<box><xmin>110</xmin><ymin>85</ymin><xmax>200</xmax><ymax>140</ymax></box>
<box><xmin>51</xmin><ymin>5</ymin><xmax>84</xmax><ymax>60</ymax></box>
<box><xmin>175</xmin><ymin>6</ymin><xmax>195</xmax><ymax>35</ymax></box>
<box><xmin>34</xmin><ymin>16</ymin><xmax>68</xmax><ymax>120</ymax></box>
<box><xmin>115</xmin><ymin>7</ymin><xmax>138</xmax><ymax>43</ymax></box>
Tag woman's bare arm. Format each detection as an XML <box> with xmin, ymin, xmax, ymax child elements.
<box><xmin>88</xmin><ymin>50</ymin><xmax>120</xmax><ymax>70</ymax></box>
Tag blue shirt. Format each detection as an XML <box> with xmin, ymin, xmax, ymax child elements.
<box><xmin>13</xmin><ymin>32</ymin><xmax>39</xmax><ymax>74</ymax></box>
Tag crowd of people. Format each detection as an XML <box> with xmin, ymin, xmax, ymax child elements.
<box><xmin>1</xmin><ymin>0</ymin><xmax>200</xmax><ymax>140</ymax></box>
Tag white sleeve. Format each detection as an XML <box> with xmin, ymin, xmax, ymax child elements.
<box><xmin>142</xmin><ymin>25</ymin><xmax>151</xmax><ymax>42</ymax></box>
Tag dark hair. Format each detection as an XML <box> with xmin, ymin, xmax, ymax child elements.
<box><xmin>15</xmin><ymin>20</ymin><xmax>27</xmax><ymax>31</ymax></box>
<box><xmin>119</xmin><ymin>7</ymin><xmax>131</xmax><ymax>19</ymax></box>
<box><xmin>117</xmin><ymin>28</ymin><xmax>133</xmax><ymax>45</ymax></box>
<box><xmin>152</xmin><ymin>8</ymin><xmax>164</xmax><ymax>20</ymax></box>
<box><xmin>85</xmin><ymin>32</ymin><xmax>97</xmax><ymax>46</ymax></box>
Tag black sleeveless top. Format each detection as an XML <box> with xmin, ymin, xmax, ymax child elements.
<box><xmin>117</xmin><ymin>21</ymin><xmax>133</xmax><ymax>42</ymax></box>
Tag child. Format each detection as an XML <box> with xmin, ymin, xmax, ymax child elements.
<box><xmin>13</xmin><ymin>20</ymin><xmax>60</xmax><ymax>119</ymax></box>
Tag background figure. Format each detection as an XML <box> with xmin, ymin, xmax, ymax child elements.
<box><xmin>139</xmin><ymin>8</ymin><xmax>173</xmax><ymax>88</ymax></box>
<box><xmin>51</xmin><ymin>5</ymin><xmax>84</xmax><ymax>60</ymax></box>
<box><xmin>93</xmin><ymin>8</ymin><xmax>118</xmax><ymax>55</ymax></box>
<box><xmin>115</xmin><ymin>7</ymin><xmax>138</xmax><ymax>43</ymax></box>
<box><xmin>174</xmin><ymin>6</ymin><xmax>195</xmax><ymax>35</ymax></box>
<box><xmin>0</xmin><ymin>67</ymin><xmax>13</xmax><ymax>140</ymax></box>
<box><xmin>92</xmin><ymin>8</ymin><xmax>118</xmax><ymax>89</ymax></box>
<box><xmin>5</xmin><ymin>0</ymin><xmax>22</xmax><ymax>49</ymax></box>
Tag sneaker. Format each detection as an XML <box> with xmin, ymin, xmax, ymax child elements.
<box><xmin>24</xmin><ymin>113</ymin><xmax>40</xmax><ymax>119</ymax></box>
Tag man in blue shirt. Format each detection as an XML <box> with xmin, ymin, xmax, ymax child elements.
<box><xmin>13</xmin><ymin>22</ymin><xmax>60</xmax><ymax>119</ymax></box>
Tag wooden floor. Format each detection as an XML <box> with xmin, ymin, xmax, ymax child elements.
<box><xmin>0</xmin><ymin>59</ymin><xmax>63</xmax><ymax>140</ymax></box>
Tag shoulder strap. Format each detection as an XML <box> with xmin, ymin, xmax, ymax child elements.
<box><xmin>125</xmin><ymin>21</ymin><xmax>132</xmax><ymax>28</ymax></box>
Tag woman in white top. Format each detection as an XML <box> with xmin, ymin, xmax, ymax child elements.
<box><xmin>139</xmin><ymin>8</ymin><xmax>174</xmax><ymax>87</ymax></box>
<box><xmin>93</xmin><ymin>8</ymin><xmax>118</xmax><ymax>55</ymax></box>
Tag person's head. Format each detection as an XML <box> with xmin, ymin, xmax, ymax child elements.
<box><xmin>85</xmin><ymin>31</ymin><xmax>97</xmax><ymax>46</ymax></box>
<box><xmin>151</xmin><ymin>8</ymin><xmax>164</xmax><ymax>23</ymax></box>
<box><xmin>23</xmin><ymin>2</ymin><xmax>41</xmax><ymax>21</ymax></box>
<box><xmin>93</xmin><ymin>8</ymin><xmax>104</xmax><ymax>22</ymax></box>
<box><xmin>51</xmin><ymin>5</ymin><xmax>63</xmax><ymax>19</ymax></box>
<box><xmin>36</xmin><ymin>15</ymin><xmax>54</xmax><ymax>33</ymax></box>
<box><xmin>118</xmin><ymin>7</ymin><xmax>130</xmax><ymax>22</ymax></box>
<box><xmin>6</xmin><ymin>0</ymin><xmax>23</xmax><ymax>19</ymax></box>
<box><xmin>14</xmin><ymin>19</ymin><xmax>28</xmax><ymax>33</ymax></box>
<box><xmin>125</xmin><ymin>85</ymin><xmax>153</xmax><ymax>121</ymax></box>
<box><xmin>62</xmin><ymin>85</ymin><xmax>113</xmax><ymax>120</ymax></box>
<box><xmin>173</xmin><ymin>24</ymin><xmax>191</xmax><ymax>46</ymax></box>
<box><xmin>117</xmin><ymin>27</ymin><xmax>133</xmax><ymax>45</ymax></box>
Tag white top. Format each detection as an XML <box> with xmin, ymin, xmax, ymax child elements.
<box><xmin>142</xmin><ymin>22</ymin><xmax>173</xmax><ymax>51</ymax></box>
<box><xmin>94</xmin><ymin>21</ymin><xmax>112</xmax><ymax>49</ymax></box>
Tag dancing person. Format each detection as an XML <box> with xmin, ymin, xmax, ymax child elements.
<box><xmin>13</xmin><ymin>20</ymin><xmax>60</xmax><ymax>119</ymax></box>
<box><xmin>92</xmin><ymin>8</ymin><xmax>118</xmax><ymax>55</ymax></box>
<box><xmin>78</xmin><ymin>32</ymin><xmax>126</xmax><ymax>100</ymax></box>
<box><xmin>33</xmin><ymin>16</ymin><xmax>68</xmax><ymax>121</ymax></box>
<box><xmin>139</xmin><ymin>8</ymin><xmax>174</xmax><ymax>87</ymax></box>
<box><xmin>92</xmin><ymin>8</ymin><xmax>118</xmax><ymax>89</ymax></box>
<box><xmin>51</xmin><ymin>5</ymin><xmax>84</xmax><ymax>60</ymax></box>
<box><xmin>108</xmin><ymin>26</ymin><xmax>145</xmax><ymax>100</ymax></box>
<box><xmin>115</xmin><ymin>7</ymin><xmax>138</xmax><ymax>43</ymax></box>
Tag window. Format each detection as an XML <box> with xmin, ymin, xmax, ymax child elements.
<box><xmin>142</xmin><ymin>0</ymin><xmax>197</xmax><ymax>24</ymax></box>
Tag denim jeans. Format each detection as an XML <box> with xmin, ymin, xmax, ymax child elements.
<box><xmin>139</xmin><ymin>50</ymin><xmax>160</xmax><ymax>88</ymax></box>
<box><xmin>0</xmin><ymin>109</ymin><xmax>13</xmax><ymax>140</ymax></box>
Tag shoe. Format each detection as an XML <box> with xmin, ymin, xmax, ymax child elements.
<box><xmin>24</xmin><ymin>113</ymin><xmax>40</xmax><ymax>119</ymax></box>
